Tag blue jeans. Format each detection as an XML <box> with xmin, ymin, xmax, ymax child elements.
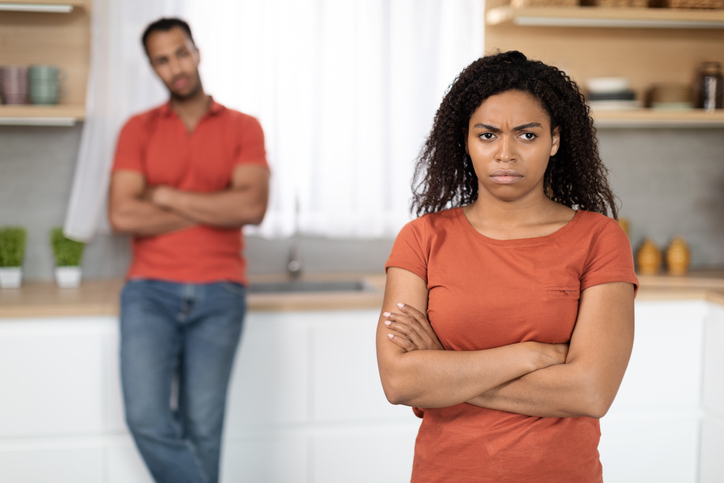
<box><xmin>120</xmin><ymin>279</ymin><xmax>246</xmax><ymax>483</ymax></box>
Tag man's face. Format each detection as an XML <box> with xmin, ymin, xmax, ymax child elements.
<box><xmin>145</xmin><ymin>26</ymin><xmax>202</xmax><ymax>99</ymax></box>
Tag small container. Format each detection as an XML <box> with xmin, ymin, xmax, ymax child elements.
<box><xmin>618</xmin><ymin>217</ymin><xmax>630</xmax><ymax>238</ymax></box>
<box><xmin>636</xmin><ymin>238</ymin><xmax>662</xmax><ymax>275</ymax></box>
<box><xmin>666</xmin><ymin>237</ymin><xmax>691</xmax><ymax>276</ymax></box>
<box><xmin>696</xmin><ymin>62</ymin><xmax>723</xmax><ymax>112</ymax></box>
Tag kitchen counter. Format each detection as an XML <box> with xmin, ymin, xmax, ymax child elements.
<box><xmin>1</xmin><ymin>271</ymin><xmax>724</xmax><ymax>318</ymax></box>
<box><xmin>0</xmin><ymin>273</ymin><xmax>387</xmax><ymax>318</ymax></box>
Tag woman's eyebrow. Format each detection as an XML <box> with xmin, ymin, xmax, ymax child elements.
<box><xmin>472</xmin><ymin>122</ymin><xmax>542</xmax><ymax>132</ymax></box>
<box><xmin>473</xmin><ymin>123</ymin><xmax>500</xmax><ymax>132</ymax></box>
<box><xmin>512</xmin><ymin>122</ymin><xmax>542</xmax><ymax>131</ymax></box>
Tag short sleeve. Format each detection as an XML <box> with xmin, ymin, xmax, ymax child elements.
<box><xmin>112</xmin><ymin>116</ymin><xmax>146</xmax><ymax>173</ymax></box>
<box><xmin>580</xmin><ymin>217</ymin><xmax>639</xmax><ymax>297</ymax></box>
<box><xmin>385</xmin><ymin>218</ymin><xmax>429</xmax><ymax>283</ymax></box>
<box><xmin>234</xmin><ymin>115</ymin><xmax>268</xmax><ymax>169</ymax></box>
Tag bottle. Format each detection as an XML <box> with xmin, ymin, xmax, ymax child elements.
<box><xmin>696</xmin><ymin>62</ymin><xmax>723</xmax><ymax>112</ymax></box>
<box><xmin>666</xmin><ymin>236</ymin><xmax>691</xmax><ymax>276</ymax></box>
<box><xmin>636</xmin><ymin>238</ymin><xmax>662</xmax><ymax>275</ymax></box>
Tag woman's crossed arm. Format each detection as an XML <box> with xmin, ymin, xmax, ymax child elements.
<box><xmin>376</xmin><ymin>267</ymin><xmax>568</xmax><ymax>408</ymax></box>
<box><xmin>376</xmin><ymin>268</ymin><xmax>635</xmax><ymax>418</ymax></box>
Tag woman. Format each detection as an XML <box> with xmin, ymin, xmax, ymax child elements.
<box><xmin>376</xmin><ymin>50</ymin><xmax>638</xmax><ymax>482</ymax></box>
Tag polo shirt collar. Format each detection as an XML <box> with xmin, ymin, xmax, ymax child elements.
<box><xmin>159</xmin><ymin>96</ymin><xmax>225</xmax><ymax>117</ymax></box>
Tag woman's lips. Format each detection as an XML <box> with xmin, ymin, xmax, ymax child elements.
<box><xmin>490</xmin><ymin>169</ymin><xmax>523</xmax><ymax>184</ymax></box>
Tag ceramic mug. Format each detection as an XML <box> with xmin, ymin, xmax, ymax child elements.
<box><xmin>0</xmin><ymin>65</ymin><xmax>29</xmax><ymax>105</ymax></box>
<box><xmin>28</xmin><ymin>65</ymin><xmax>66</xmax><ymax>82</ymax></box>
<box><xmin>28</xmin><ymin>65</ymin><xmax>66</xmax><ymax>105</ymax></box>
<box><xmin>30</xmin><ymin>80</ymin><xmax>66</xmax><ymax>105</ymax></box>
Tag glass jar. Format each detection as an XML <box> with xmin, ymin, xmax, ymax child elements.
<box><xmin>696</xmin><ymin>62</ymin><xmax>723</xmax><ymax>111</ymax></box>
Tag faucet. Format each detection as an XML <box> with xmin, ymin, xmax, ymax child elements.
<box><xmin>287</xmin><ymin>194</ymin><xmax>302</xmax><ymax>279</ymax></box>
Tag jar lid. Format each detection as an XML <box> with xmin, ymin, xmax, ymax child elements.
<box><xmin>699</xmin><ymin>62</ymin><xmax>722</xmax><ymax>75</ymax></box>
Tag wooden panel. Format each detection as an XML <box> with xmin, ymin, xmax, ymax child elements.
<box><xmin>0</xmin><ymin>8</ymin><xmax>90</xmax><ymax>106</ymax></box>
<box><xmin>0</xmin><ymin>104</ymin><xmax>84</xmax><ymax>118</ymax></box>
<box><xmin>1</xmin><ymin>0</ymin><xmax>89</xmax><ymax>6</ymax></box>
<box><xmin>487</xmin><ymin>6</ymin><xmax>724</xmax><ymax>25</ymax></box>
<box><xmin>484</xmin><ymin>3</ymin><xmax>724</xmax><ymax>105</ymax></box>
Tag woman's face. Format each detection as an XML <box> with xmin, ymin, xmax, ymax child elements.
<box><xmin>465</xmin><ymin>89</ymin><xmax>560</xmax><ymax>204</ymax></box>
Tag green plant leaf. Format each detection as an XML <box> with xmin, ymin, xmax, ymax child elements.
<box><xmin>50</xmin><ymin>227</ymin><xmax>85</xmax><ymax>267</ymax></box>
<box><xmin>0</xmin><ymin>227</ymin><xmax>27</xmax><ymax>267</ymax></box>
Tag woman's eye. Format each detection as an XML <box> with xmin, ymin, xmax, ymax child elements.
<box><xmin>521</xmin><ymin>132</ymin><xmax>537</xmax><ymax>140</ymax></box>
<box><xmin>479</xmin><ymin>133</ymin><xmax>494</xmax><ymax>140</ymax></box>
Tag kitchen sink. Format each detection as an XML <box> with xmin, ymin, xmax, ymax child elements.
<box><xmin>247</xmin><ymin>279</ymin><xmax>374</xmax><ymax>294</ymax></box>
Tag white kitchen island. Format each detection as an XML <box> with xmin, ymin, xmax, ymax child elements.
<box><xmin>0</xmin><ymin>276</ymin><xmax>723</xmax><ymax>482</ymax></box>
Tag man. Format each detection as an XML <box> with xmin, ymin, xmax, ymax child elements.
<box><xmin>108</xmin><ymin>18</ymin><xmax>269</xmax><ymax>483</ymax></box>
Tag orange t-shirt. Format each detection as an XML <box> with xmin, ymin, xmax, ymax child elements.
<box><xmin>112</xmin><ymin>100</ymin><xmax>268</xmax><ymax>285</ymax></box>
<box><xmin>385</xmin><ymin>207</ymin><xmax>638</xmax><ymax>483</ymax></box>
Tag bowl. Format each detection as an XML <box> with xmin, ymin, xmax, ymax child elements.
<box><xmin>586</xmin><ymin>77</ymin><xmax>631</xmax><ymax>94</ymax></box>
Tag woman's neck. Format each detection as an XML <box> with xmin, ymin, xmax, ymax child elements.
<box><xmin>462</xmin><ymin>192</ymin><xmax>574</xmax><ymax>240</ymax></box>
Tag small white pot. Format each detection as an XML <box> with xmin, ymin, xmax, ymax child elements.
<box><xmin>55</xmin><ymin>266</ymin><xmax>82</xmax><ymax>288</ymax></box>
<box><xmin>0</xmin><ymin>267</ymin><xmax>23</xmax><ymax>288</ymax></box>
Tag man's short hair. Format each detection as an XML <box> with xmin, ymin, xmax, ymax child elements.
<box><xmin>141</xmin><ymin>18</ymin><xmax>196</xmax><ymax>55</ymax></box>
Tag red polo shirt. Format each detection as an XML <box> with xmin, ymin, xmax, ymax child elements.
<box><xmin>112</xmin><ymin>99</ymin><xmax>268</xmax><ymax>285</ymax></box>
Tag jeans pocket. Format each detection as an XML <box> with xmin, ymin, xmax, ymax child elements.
<box><xmin>219</xmin><ymin>281</ymin><xmax>248</xmax><ymax>297</ymax></box>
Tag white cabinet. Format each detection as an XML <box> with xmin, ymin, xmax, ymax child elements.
<box><xmin>599</xmin><ymin>300</ymin><xmax>724</xmax><ymax>483</ymax></box>
<box><xmin>0</xmin><ymin>301</ymin><xmax>722</xmax><ymax>482</ymax></box>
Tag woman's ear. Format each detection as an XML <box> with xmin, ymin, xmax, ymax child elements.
<box><xmin>463</xmin><ymin>127</ymin><xmax>469</xmax><ymax>155</ymax></box>
<box><xmin>550</xmin><ymin>126</ymin><xmax>561</xmax><ymax>157</ymax></box>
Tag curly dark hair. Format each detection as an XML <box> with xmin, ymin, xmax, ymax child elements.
<box><xmin>412</xmin><ymin>50</ymin><xmax>618</xmax><ymax>219</ymax></box>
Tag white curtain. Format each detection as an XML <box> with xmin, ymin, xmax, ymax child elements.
<box><xmin>64</xmin><ymin>0</ymin><xmax>187</xmax><ymax>241</ymax></box>
<box><xmin>65</xmin><ymin>0</ymin><xmax>483</xmax><ymax>241</ymax></box>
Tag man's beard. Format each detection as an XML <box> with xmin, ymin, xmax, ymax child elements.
<box><xmin>168</xmin><ymin>73</ymin><xmax>202</xmax><ymax>101</ymax></box>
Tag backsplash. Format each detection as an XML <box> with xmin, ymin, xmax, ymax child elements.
<box><xmin>1</xmin><ymin>125</ymin><xmax>723</xmax><ymax>281</ymax></box>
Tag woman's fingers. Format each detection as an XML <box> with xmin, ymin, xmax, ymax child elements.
<box><xmin>396</xmin><ymin>303</ymin><xmax>431</xmax><ymax>329</ymax></box>
<box><xmin>383</xmin><ymin>308</ymin><xmax>444</xmax><ymax>351</ymax></box>
<box><xmin>395</xmin><ymin>303</ymin><xmax>445</xmax><ymax>351</ymax></box>
<box><xmin>386</xmin><ymin>331</ymin><xmax>416</xmax><ymax>351</ymax></box>
<box><xmin>384</xmin><ymin>312</ymin><xmax>426</xmax><ymax>348</ymax></box>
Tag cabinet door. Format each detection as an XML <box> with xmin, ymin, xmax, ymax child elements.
<box><xmin>700</xmin><ymin>305</ymin><xmax>724</xmax><ymax>483</ymax></box>
<box><xmin>312</xmin><ymin>425</ymin><xmax>419</xmax><ymax>483</ymax></box>
<box><xmin>0</xmin><ymin>446</ymin><xmax>103</xmax><ymax>483</ymax></box>
<box><xmin>599</xmin><ymin>418</ymin><xmax>699</xmax><ymax>483</ymax></box>
<box><xmin>221</xmin><ymin>434</ymin><xmax>308</xmax><ymax>483</ymax></box>
<box><xmin>0</xmin><ymin>317</ymin><xmax>108</xmax><ymax>438</ymax></box>
<box><xmin>610</xmin><ymin>301</ymin><xmax>706</xmax><ymax>414</ymax></box>
<box><xmin>224</xmin><ymin>311</ymin><xmax>310</xmax><ymax>434</ymax></box>
<box><xmin>311</xmin><ymin>309</ymin><xmax>420</xmax><ymax>422</ymax></box>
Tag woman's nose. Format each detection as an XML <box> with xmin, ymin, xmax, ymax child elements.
<box><xmin>496</xmin><ymin>135</ymin><xmax>516</xmax><ymax>163</ymax></box>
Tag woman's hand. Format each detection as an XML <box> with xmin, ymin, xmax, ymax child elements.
<box><xmin>383</xmin><ymin>303</ymin><xmax>445</xmax><ymax>352</ymax></box>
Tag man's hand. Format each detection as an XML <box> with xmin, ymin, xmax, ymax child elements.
<box><xmin>383</xmin><ymin>303</ymin><xmax>445</xmax><ymax>352</ymax></box>
<box><xmin>138</xmin><ymin>165</ymin><xmax>269</xmax><ymax>228</ymax></box>
<box><xmin>108</xmin><ymin>171</ymin><xmax>197</xmax><ymax>236</ymax></box>
<box><xmin>146</xmin><ymin>185</ymin><xmax>174</xmax><ymax>208</ymax></box>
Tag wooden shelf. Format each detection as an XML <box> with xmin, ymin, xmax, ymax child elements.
<box><xmin>483</xmin><ymin>1</ymin><xmax>724</xmax><ymax>130</ymax></box>
<box><xmin>486</xmin><ymin>6</ymin><xmax>724</xmax><ymax>28</ymax></box>
<box><xmin>592</xmin><ymin>109</ymin><xmax>724</xmax><ymax>128</ymax></box>
<box><xmin>0</xmin><ymin>105</ymin><xmax>84</xmax><ymax>126</ymax></box>
<box><xmin>0</xmin><ymin>2</ymin><xmax>85</xmax><ymax>13</ymax></box>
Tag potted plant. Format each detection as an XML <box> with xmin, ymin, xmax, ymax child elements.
<box><xmin>50</xmin><ymin>227</ymin><xmax>85</xmax><ymax>288</ymax></box>
<box><xmin>0</xmin><ymin>227</ymin><xmax>27</xmax><ymax>288</ymax></box>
